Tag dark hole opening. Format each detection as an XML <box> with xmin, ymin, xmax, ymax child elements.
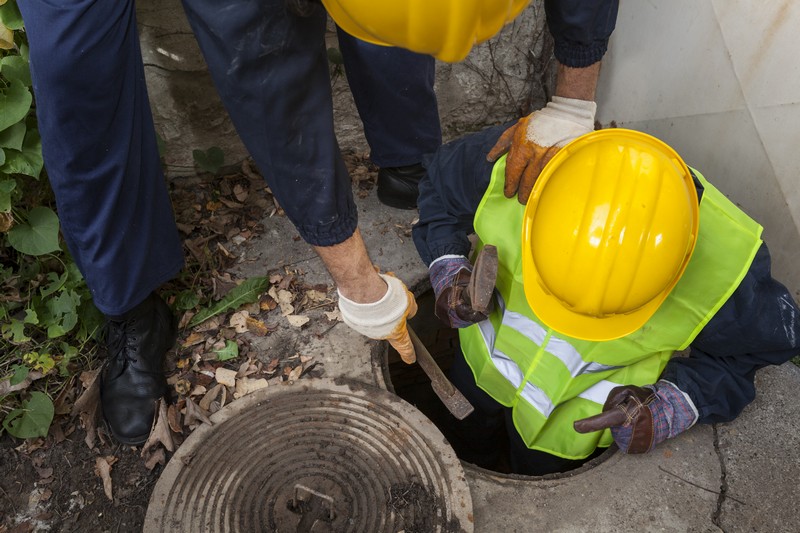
<box><xmin>386</xmin><ymin>289</ymin><xmax>609</xmax><ymax>476</ymax></box>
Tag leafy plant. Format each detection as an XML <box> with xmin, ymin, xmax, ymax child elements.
<box><xmin>192</xmin><ymin>146</ymin><xmax>225</xmax><ymax>174</ymax></box>
<box><xmin>0</xmin><ymin>0</ymin><xmax>102</xmax><ymax>440</ymax></box>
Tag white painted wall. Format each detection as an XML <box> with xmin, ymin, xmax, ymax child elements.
<box><xmin>595</xmin><ymin>0</ymin><xmax>800</xmax><ymax>299</ymax></box>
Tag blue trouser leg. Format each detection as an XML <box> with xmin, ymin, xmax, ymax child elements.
<box><xmin>180</xmin><ymin>0</ymin><xmax>356</xmax><ymax>246</ymax></box>
<box><xmin>19</xmin><ymin>0</ymin><xmax>184</xmax><ymax>316</ymax></box>
<box><xmin>336</xmin><ymin>29</ymin><xmax>442</xmax><ymax>168</ymax></box>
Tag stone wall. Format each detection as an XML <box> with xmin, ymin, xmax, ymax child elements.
<box><xmin>136</xmin><ymin>0</ymin><xmax>552</xmax><ymax>175</ymax></box>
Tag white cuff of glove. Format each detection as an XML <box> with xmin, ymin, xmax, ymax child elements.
<box><xmin>338</xmin><ymin>274</ymin><xmax>409</xmax><ymax>339</ymax></box>
<box><xmin>526</xmin><ymin>96</ymin><xmax>597</xmax><ymax>148</ymax></box>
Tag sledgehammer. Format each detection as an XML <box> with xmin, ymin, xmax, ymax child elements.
<box><xmin>407</xmin><ymin>244</ymin><xmax>499</xmax><ymax>420</ymax></box>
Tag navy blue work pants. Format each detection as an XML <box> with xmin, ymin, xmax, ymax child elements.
<box><xmin>336</xmin><ymin>29</ymin><xmax>441</xmax><ymax>168</ymax></box>
<box><xmin>21</xmin><ymin>0</ymin><xmax>440</xmax><ymax>315</ymax></box>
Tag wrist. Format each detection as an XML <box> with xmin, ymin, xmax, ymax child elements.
<box><xmin>338</xmin><ymin>274</ymin><xmax>409</xmax><ymax>338</ymax></box>
<box><xmin>429</xmin><ymin>255</ymin><xmax>471</xmax><ymax>297</ymax></box>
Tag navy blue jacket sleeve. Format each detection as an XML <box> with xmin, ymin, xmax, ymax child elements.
<box><xmin>413</xmin><ymin>123</ymin><xmax>510</xmax><ymax>266</ymax></box>
<box><xmin>545</xmin><ymin>0</ymin><xmax>619</xmax><ymax>68</ymax></box>
<box><xmin>661</xmin><ymin>243</ymin><xmax>800</xmax><ymax>424</ymax></box>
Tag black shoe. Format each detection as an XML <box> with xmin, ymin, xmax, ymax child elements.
<box><xmin>377</xmin><ymin>163</ymin><xmax>425</xmax><ymax>210</ymax></box>
<box><xmin>100</xmin><ymin>293</ymin><xmax>176</xmax><ymax>446</ymax></box>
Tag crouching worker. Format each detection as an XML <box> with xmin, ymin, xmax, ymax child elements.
<box><xmin>412</xmin><ymin>126</ymin><xmax>800</xmax><ymax>476</ymax></box>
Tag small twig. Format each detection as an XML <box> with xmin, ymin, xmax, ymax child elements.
<box><xmin>658</xmin><ymin>466</ymin><xmax>746</xmax><ymax>506</ymax></box>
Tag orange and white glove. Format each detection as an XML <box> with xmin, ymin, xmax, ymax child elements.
<box><xmin>487</xmin><ymin>96</ymin><xmax>596</xmax><ymax>204</ymax></box>
<box><xmin>337</xmin><ymin>273</ymin><xmax>418</xmax><ymax>364</ymax></box>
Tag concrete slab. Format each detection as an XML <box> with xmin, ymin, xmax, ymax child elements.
<box><xmin>218</xmin><ymin>185</ymin><xmax>800</xmax><ymax>531</ymax></box>
<box><xmin>716</xmin><ymin>363</ymin><xmax>800</xmax><ymax>532</ymax></box>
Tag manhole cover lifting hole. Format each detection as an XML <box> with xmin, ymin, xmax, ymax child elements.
<box><xmin>144</xmin><ymin>379</ymin><xmax>473</xmax><ymax>533</ymax></box>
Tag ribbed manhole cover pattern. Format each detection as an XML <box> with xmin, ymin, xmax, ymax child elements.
<box><xmin>144</xmin><ymin>378</ymin><xmax>473</xmax><ymax>532</ymax></box>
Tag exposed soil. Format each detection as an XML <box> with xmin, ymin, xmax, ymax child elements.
<box><xmin>0</xmin><ymin>151</ymin><xmax>380</xmax><ymax>533</ymax></box>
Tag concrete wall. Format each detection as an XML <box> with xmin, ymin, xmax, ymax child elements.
<box><xmin>136</xmin><ymin>0</ymin><xmax>552</xmax><ymax>174</ymax></box>
<box><xmin>595</xmin><ymin>0</ymin><xmax>800</xmax><ymax>298</ymax></box>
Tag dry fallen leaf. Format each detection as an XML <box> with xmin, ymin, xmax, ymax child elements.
<box><xmin>71</xmin><ymin>370</ymin><xmax>101</xmax><ymax>449</ymax></box>
<box><xmin>200</xmin><ymin>383</ymin><xmax>222</xmax><ymax>412</ymax></box>
<box><xmin>167</xmin><ymin>404</ymin><xmax>182</xmax><ymax>434</ymax></box>
<box><xmin>233</xmin><ymin>377</ymin><xmax>269</xmax><ymax>399</ymax></box>
<box><xmin>182</xmin><ymin>332</ymin><xmax>206</xmax><ymax>348</ymax></box>
<box><xmin>144</xmin><ymin>448</ymin><xmax>166</xmax><ymax>471</ymax></box>
<box><xmin>184</xmin><ymin>396</ymin><xmax>213</xmax><ymax>427</ymax></box>
<box><xmin>286</xmin><ymin>315</ymin><xmax>310</xmax><ymax>328</ymax></box>
<box><xmin>229</xmin><ymin>310</ymin><xmax>250</xmax><ymax>333</ymax></box>
<box><xmin>94</xmin><ymin>456</ymin><xmax>117</xmax><ymax>501</ymax></box>
<box><xmin>287</xmin><ymin>365</ymin><xmax>303</xmax><ymax>382</ymax></box>
<box><xmin>245</xmin><ymin>316</ymin><xmax>272</xmax><ymax>336</ymax></box>
<box><xmin>305</xmin><ymin>289</ymin><xmax>329</xmax><ymax>303</ymax></box>
<box><xmin>141</xmin><ymin>399</ymin><xmax>175</xmax><ymax>454</ymax></box>
<box><xmin>215</xmin><ymin>367</ymin><xmax>237</xmax><ymax>388</ymax></box>
<box><xmin>324</xmin><ymin>309</ymin><xmax>342</xmax><ymax>322</ymax></box>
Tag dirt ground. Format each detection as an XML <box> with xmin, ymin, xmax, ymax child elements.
<box><xmin>0</xmin><ymin>152</ymin><xmax>378</xmax><ymax>533</ymax></box>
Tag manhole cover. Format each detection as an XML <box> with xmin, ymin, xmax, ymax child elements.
<box><xmin>144</xmin><ymin>378</ymin><xmax>473</xmax><ymax>532</ymax></box>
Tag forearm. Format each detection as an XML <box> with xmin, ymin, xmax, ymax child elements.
<box><xmin>413</xmin><ymin>124</ymin><xmax>508</xmax><ymax>265</ymax></box>
<box><xmin>662</xmin><ymin>244</ymin><xmax>800</xmax><ymax>423</ymax></box>
<box><xmin>554</xmin><ymin>61</ymin><xmax>601</xmax><ymax>101</ymax></box>
<box><xmin>314</xmin><ymin>229</ymin><xmax>387</xmax><ymax>303</ymax></box>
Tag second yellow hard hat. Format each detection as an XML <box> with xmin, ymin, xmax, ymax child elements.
<box><xmin>321</xmin><ymin>0</ymin><xmax>530</xmax><ymax>63</ymax></box>
<box><xmin>521</xmin><ymin>129</ymin><xmax>699</xmax><ymax>341</ymax></box>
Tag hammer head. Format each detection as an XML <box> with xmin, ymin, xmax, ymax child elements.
<box><xmin>467</xmin><ymin>244</ymin><xmax>498</xmax><ymax>314</ymax></box>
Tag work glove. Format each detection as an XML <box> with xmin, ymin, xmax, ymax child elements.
<box><xmin>338</xmin><ymin>272</ymin><xmax>418</xmax><ymax>364</ymax></box>
<box><xmin>430</xmin><ymin>255</ymin><xmax>490</xmax><ymax>329</ymax></box>
<box><xmin>573</xmin><ymin>380</ymin><xmax>698</xmax><ymax>454</ymax></box>
<box><xmin>487</xmin><ymin>96</ymin><xmax>596</xmax><ymax>204</ymax></box>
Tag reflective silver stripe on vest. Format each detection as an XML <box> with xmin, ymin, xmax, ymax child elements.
<box><xmin>475</xmin><ymin>294</ymin><xmax>604</xmax><ymax>417</ymax></box>
<box><xmin>578</xmin><ymin>379</ymin><xmax>620</xmax><ymax>405</ymax></box>
<box><xmin>500</xmin><ymin>307</ymin><xmax>621</xmax><ymax>378</ymax></box>
<box><xmin>477</xmin><ymin>322</ymin><xmax>555</xmax><ymax>415</ymax></box>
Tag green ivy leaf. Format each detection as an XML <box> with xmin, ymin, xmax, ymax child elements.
<box><xmin>58</xmin><ymin>342</ymin><xmax>78</xmax><ymax>377</ymax></box>
<box><xmin>23</xmin><ymin>308</ymin><xmax>38</xmax><ymax>325</ymax></box>
<box><xmin>192</xmin><ymin>146</ymin><xmax>225</xmax><ymax>174</ymax></box>
<box><xmin>40</xmin><ymin>270</ymin><xmax>66</xmax><ymax>298</ymax></box>
<box><xmin>2</xmin><ymin>392</ymin><xmax>55</xmax><ymax>439</ymax></box>
<box><xmin>0</xmin><ymin>148</ymin><xmax>5</xmax><ymax>167</ymax></box>
<box><xmin>0</xmin><ymin>0</ymin><xmax>24</xmax><ymax>31</ymax></box>
<box><xmin>43</xmin><ymin>289</ymin><xmax>81</xmax><ymax>338</ymax></box>
<box><xmin>0</xmin><ymin>177</ymin><xmax>13</xmax><ymax>212</ymax></box>
<box><xmin>2</xmin><ymin>317</ymin><xmax>29</xmax><ymax>343</ymax></box>
<box><xmin>0</xmin><ymin>122</ymin><xmax>25</xmax><ymax>150</ymax></box>
<box><xmin>188</xmin><ymin>276</ymin><xmax>270</xmax><ymax>328</ymax></box>
<box><xmin>0</xmin><ymin>128</ymin><xmax>43</xmax><ymax>178</ymax></box>
<box><xmin>7</xmin><ymin>206</ymin><xmax>61</xmax><ymax>256</ymax></box>
<box><xmin>1</xmin><ymin>55</ymin><xmax>31</xmax><ymax>87</ymax></box>
<box><xmin>0</xmin><ymin>78</ymin><xmax>31</xmax><ymax>132</ymax></box>
<box><xmin>174</xmin><ymin>290</ymin><xmax>200</xmax><ymax>311</ymax></box>
<box><xmin>9</xmin><ymin>364</ymin><xmax>29</xmax><ymax>386</ymax></box>
<box><xmin>214</xmin><ymin>340</ymin><xmax>239</xmax><ymax>362</ymax></box>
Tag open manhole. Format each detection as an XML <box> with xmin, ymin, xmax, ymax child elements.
<box><xmin>144</xmin><ymin>378</ymin><xmax>473</xmax><ymax>532</ymax></box>
<box><xmin>385</xmin><ymin>290</ymin><xmax>614</xmax><ymax>477</ymax></box>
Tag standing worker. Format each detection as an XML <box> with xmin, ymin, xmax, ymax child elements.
<box><xmin>325</xmin><ymin>0</ymin><xmax>621</xmax><ymax>207</ymax></box>
<box><xmin>412</xmin><ymin>126</ymin><xmax>800</xmax><ymax>475</ymax></box>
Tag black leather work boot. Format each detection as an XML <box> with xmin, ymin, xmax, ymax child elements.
<box><xmin>377</xmin><ymin>163</ymin><xmax>426</xmax><ymax>210</ymax></box>
<box><xmin>100</xmin><ymin>293</ymin><xmax>176</xmax><ymax>446</ymax></box>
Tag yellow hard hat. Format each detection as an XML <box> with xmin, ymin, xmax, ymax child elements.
<box><xmin>521</xmin><ymin>129</ymin><xmax>699</xmax><ymax>341</ymax></box>
<box><xmin>321</xmin><ymin>0</ymin><xmax>530</xmax><ymax>63</ymax></box>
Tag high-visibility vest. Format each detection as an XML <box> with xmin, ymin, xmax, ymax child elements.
<box><xmin>458</xmin><ymin>158</ymin><xmax>763</xmax><ymax>459</ymax></box>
